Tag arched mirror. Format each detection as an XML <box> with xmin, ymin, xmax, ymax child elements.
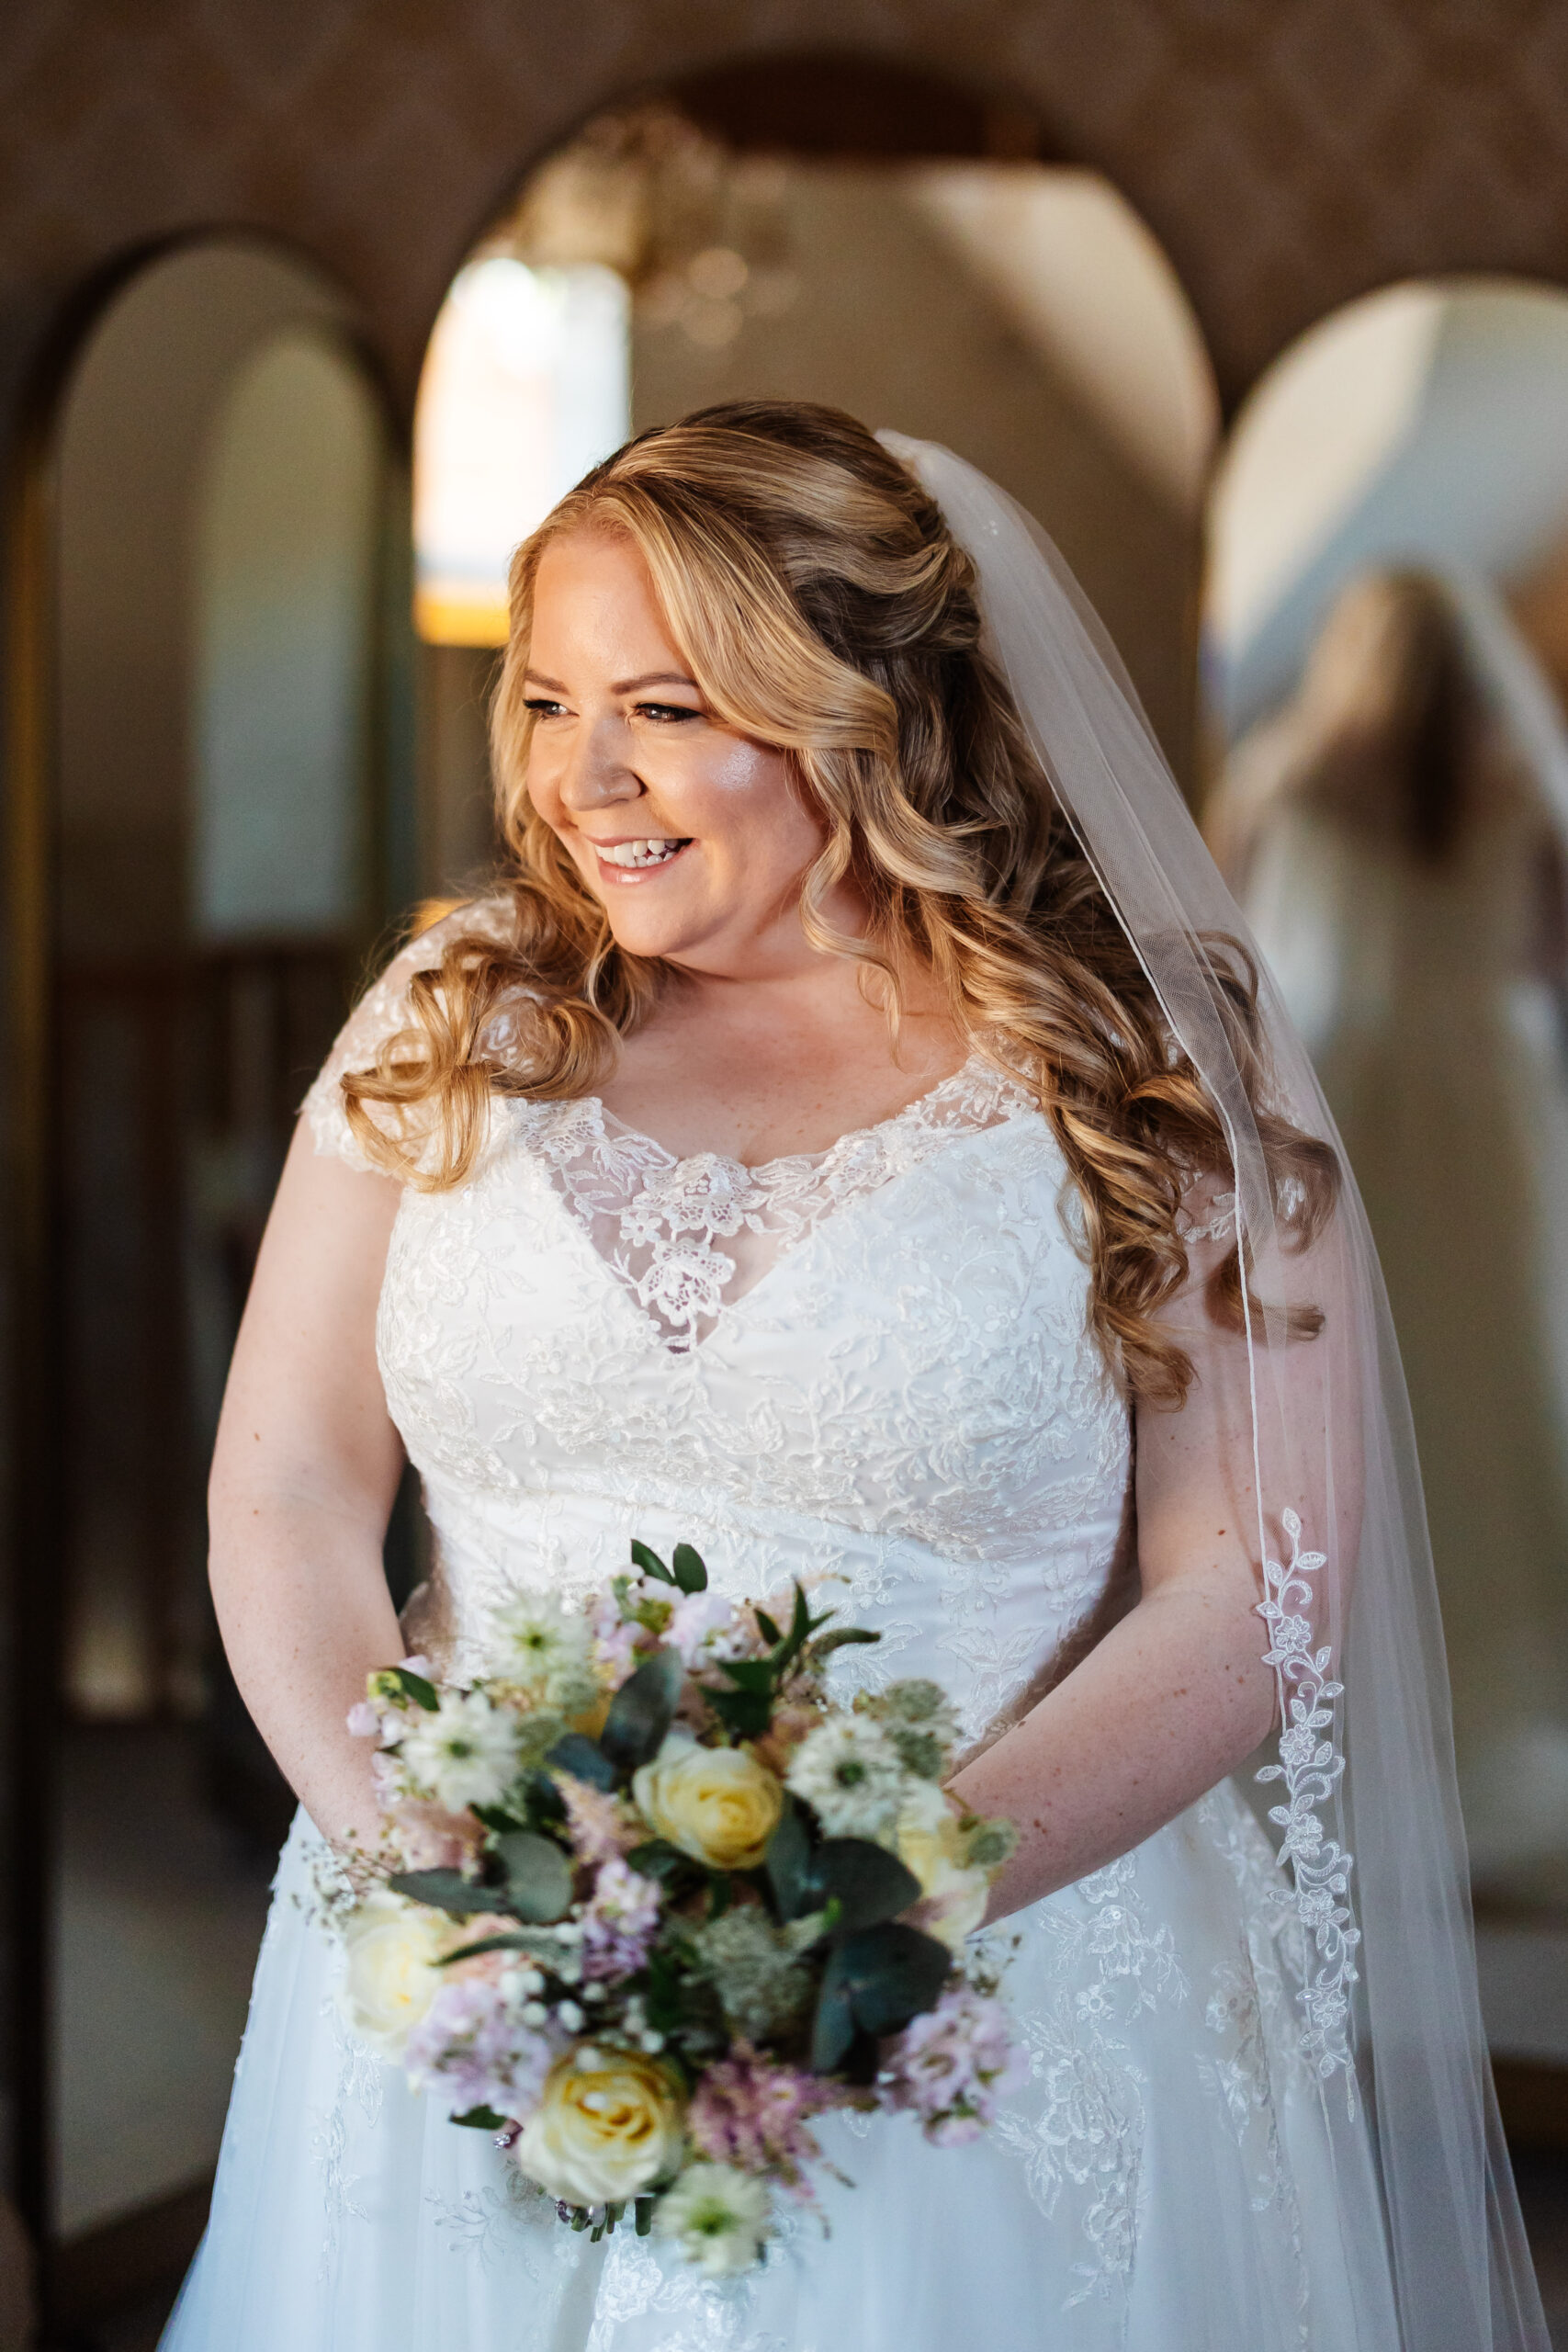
<box><xmin>3</xmin><ymin>233</ymin><xmax>414</xmax><ymax>2328</ymax></box>
<box><xmin>411</xmin><ymin>61</ymin><xmax>1219</xmax><ymax>892</ymax></box>
<box><xmin>1201</xmin><ymin>277</ymin><xmax>1568</xmax><ymax>2134</ymax></box>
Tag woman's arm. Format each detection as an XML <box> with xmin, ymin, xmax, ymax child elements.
<box><xmin>208</xmin><ymin>1118</ymin><xmax>408</xmax><ymax>1848</ymax></box>
<box><xmin>949</xmin><ymin>1311</ymin><xmax>1280</xmax><ymax>1922</ymax></box>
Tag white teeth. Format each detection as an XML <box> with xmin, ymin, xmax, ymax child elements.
<box><xmin>597</xmin><ymin>838</ymin><xmax>687</xmax><ymax>867</ymax></box>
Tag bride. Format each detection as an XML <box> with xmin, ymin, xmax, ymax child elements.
<box><xmin>162</xmin><ymin>403</ymin><xmax>1545</xmax><ymax>2348</ymax></box>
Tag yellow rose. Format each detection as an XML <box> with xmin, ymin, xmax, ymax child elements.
<box><xmin>338</xmin><ymin>1890</ymin><xmax>454</xmax><ymax>2057</ymax></box>
<box><xmin>513</xmin><ymin>2049</ymin><xmax>686</xmax><ymax>2206</ymax></box>
<box><xmin>632</xmin><ymin>1733</ymin><xmax>784</xmax><ymax>1871</ymax></box>
<box><xmin>895</xmin><ymin>1784</ymin><xmax>990</xmax><ymax>1952</ymax></box>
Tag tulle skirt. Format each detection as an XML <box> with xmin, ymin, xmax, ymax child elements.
<box><xmin>161</xmin><ymin>1783</ymin><xmax>1397</xmax><ymax>2351</ymax></box>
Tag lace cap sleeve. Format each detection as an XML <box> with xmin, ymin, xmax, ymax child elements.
<box><xmin>301</xmin><ymin>897</ymin><xmax>516</xmax><ymax>1173</ymax></box>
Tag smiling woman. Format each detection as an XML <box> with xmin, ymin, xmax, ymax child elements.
<box><xmin>161</xmin><ymin>400</ymin><xmax>1546</xmax><ymax>2352</ymax></box>
<box><xmin>521</xmin><ymin>535</ymin><xmax>811</xmax><ymax>933</ymax></box>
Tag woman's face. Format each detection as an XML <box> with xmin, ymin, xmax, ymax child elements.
<box><xmin>523</xmin><ymin>529</ymin><xmax>834</xmax><ymax>975</ymax></box>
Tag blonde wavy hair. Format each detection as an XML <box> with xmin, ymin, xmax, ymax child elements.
<box><xmin>347</xmin><ymin>400</ymin><xmax>1334</xmax><ymax>1402</ymax></box>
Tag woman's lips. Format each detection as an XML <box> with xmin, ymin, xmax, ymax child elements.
<box><xmin>586</xmin><ymin>836</ymin><xmax>694</xmax><ymax>885</ymax></box>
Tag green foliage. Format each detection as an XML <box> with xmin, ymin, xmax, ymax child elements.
<box><xmin>371</xmin><ymin>1663</ymin><xmax>438</xmax><ymax>1711</ymax></box>
<box><xmin>626</xmin><ymin>1838</ymin><xmax>703</xmax><ymax>1887</ymax></box>
<box><xmin>811</xmin><ymin>1923</ymin><xmax>952</xmax><ymax>2070</ymax></box>
<box><xmin>600</xmin><ymin>1645</ymin><xmax>683</xmax><ymax>1776</ymax></box>
<box><xmin>764</xmin><ymin>1803</ymin><xmax>813</xmax><ymax>1922</ymax></box>
<box><xmin>807</xmin><ymin>1626</ymin><xmax>882</xmax><ymax>1664</ymax></box>
<box><xmin>433</xmin><ymin>1931</ymin><xmax>540</xmax><ymax>1966</ymax></box>
<box><xmin>671</xmin><ymin>1543</ymin><xmax>708</xmax><ymax>1594</ymax></box>
<box><xmin>450</xmin><ymin>2105</ymin><xmax>508</xmax><ymax>2130</ymax></box>
<box><xmin>494</xmin><ymin>1829</ymin><xmax>574</xmax><ymax>1923</ymax></box>
<box><xmin>804</xmin><ymin>1839</ymin><xmax>922</xmax><ymax>1937</ymax></box>
<box><xmin>389</xmin><ymin>1869</ymin><xmax>513</xmax><ymax>1917</ymax></box>
<box><xmin>546</xmin><ymin>1733</ymin><xmax>618</xmax><ymax>1792</ymax></box>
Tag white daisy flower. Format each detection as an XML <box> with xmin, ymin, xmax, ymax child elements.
<box><xmin>490</xmin><ymin>1591</ymin><xmax>598</xmax><ymax>1711</ymax></box>
<box><xmin>784</xmin><ymin>1715</ymin><xmax>908</xmax><ymax>1839</ymax></box>
<box><xmin>399</xmin><ymin>1690</ymin><xmax>519</xmax><ymax>1813</ymax></box>
<box><xmin>653</xmin><ymin>2163</ymin><xmax>771</xmax><ymax>2277</ymax></box>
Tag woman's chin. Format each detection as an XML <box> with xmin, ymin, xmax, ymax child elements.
<box><xmin>595</xmin><ymin>899</ymin><xmax>710</xmax><ymax>965</ymax></box>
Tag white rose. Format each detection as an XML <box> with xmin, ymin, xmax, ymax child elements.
<box><xmin>338</xmin><ymin>1891</ymin><xmax>454</xmax><ymax>2058</ymax></box>
<box><xmin>894</xmin><ymin>1787</ymin><xmax>990</xmax><ymax>1952</ymax></box>
<box><xmin>513</xmin><ymin>2049</ymin><xmax>686</xmax><ymax>2206</ymax></box>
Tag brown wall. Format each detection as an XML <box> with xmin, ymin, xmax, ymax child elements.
<box><xmin>3</xmin><ymin>2</ymin><xmax>1568</xmax><ymax>426</ymax></box>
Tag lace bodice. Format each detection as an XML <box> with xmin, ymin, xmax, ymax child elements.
<box><xmin>304</xmin><ymin>911</ymin><xmax>1132</xmax><ymax>1744</ymax></box>
<box><xmin>453</xmin><ymin>1060</ymin><xmax>1042</xmax><ymax>1351</ymax></box>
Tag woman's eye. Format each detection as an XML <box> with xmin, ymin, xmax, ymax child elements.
<box><xmin>523</xmin><ymin>697</ymin><xmax>569</xmax><ymax>719</ymax></box>
<box><xmin>636</xmin><ymin>702</ymin><xmax>703</xmax><ymax>725</ymax></box>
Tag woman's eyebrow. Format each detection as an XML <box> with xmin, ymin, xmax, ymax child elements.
<box><xmin>523</xmin><ymin>669</ymin><xmax>700</xmax><ymax>695</ymax></box>
<box><xmin>615</xmin><ymin>671</ymin><xmax>701</xmax><ymax>694</ymax></box>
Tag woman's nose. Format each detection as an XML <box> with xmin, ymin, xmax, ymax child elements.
<box><xmin>556</xmin><ymin>715</ymin><xmax>640</xmax><ymax>810</ymax></box>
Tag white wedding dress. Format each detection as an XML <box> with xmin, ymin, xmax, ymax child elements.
<box><xmin>163</xmin><ymin>920</ymin><xmax>1398</xmax><ymax>2351</ymax></box>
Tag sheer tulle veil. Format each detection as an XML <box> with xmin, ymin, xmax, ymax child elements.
<box><xmin>876</xmin><ymin>432</ymin><xmax>1550</xmax><ymax>2349</ymax></box>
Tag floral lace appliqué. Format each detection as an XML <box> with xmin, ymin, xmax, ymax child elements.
<box><xmin>1256</xmin><ymin>1508</ymin><xmax>1360</xmax><ymax>2097</ymax></box>
<box><xmin>512</xmin><ymin>1056</ymin><xmax>1037</xmax><ymax>1351</ymax></box>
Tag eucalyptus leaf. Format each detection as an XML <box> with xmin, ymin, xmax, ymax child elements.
<box><xmin>522</xmin><ymin>1767</ymin><xmax>568</xmax><ymax>1825</ymax></box>
<box><xmin>389</xmin><ymin>1869</ymin><xmax>513</xmax><ymax>1917</ymax></box>
<box><xmin>495</xmin><ymin>1829</ymin><xmax>574</xmax><ymax>1924</ymax></box>
<box><xmin>600</xmin><ymin>1645</ymin><xmax>684</xmax><ymax>1777</ymax></box>
<box><xmin>547</xmin><ymin>1733</ymin><xmax>618</xmax><ymax>1792</ymax></box>
<box><xmin>434</xmin><ymin>1932</ymin><xmax>539</xmax><ymax>1965</ymax></box>
<box><xmin>630</xmin><ymin>1540</ymin><xmax>673</xmax><ymax>1585</ymax></box>
<box><xmin>450</xmin><ymin>2105</ymin><xmax>508</xmax><ymax>2131</ymax></box>
<box><xmin>835</xmin><ymin>1921</ymin><xmax>953</xmax><ymax>2037</ymax></box>
<box><xmin>805</xmin><ymin>1839</ymin><xmax>922</xmax><ymax>1936</ymax></box>
<box><xmin>810</xmin><ymin>1955</ymin><xmax>858</xmax><ymax>2073</ymax></box>
<box><xmin>764</xmin><ymin>1802</ymin><xmax>813</xmax><ymax>1922</ymax></box>
<box><xmin>671</xmin><ymin>1542</ymin><xmax>708</xmax><ymax>1594</ymax></box>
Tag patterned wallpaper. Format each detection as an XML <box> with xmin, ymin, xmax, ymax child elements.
<box><xmin>2</xmin><ymin>0</ymin><xmax>1567</xmax><ymax>414</ymax></box>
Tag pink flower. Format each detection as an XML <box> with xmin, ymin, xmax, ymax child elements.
<box><xmin>558</xmin><ymin>1775</ymin><xmax>637</xmax><ymax>1868</ymax></box>
<box><xmin>579</xmin><ymin>1858</ymin><xmax>661</xmax><ymax>1982</ymax></box>
<box><xmin>346</xmin><ymin>1700</ymin><xmax>383</xmax><ymax>1740</ymax></box>
<box><xmin>388</xmin><ymin>1799</ymin><xmax>485</xmax><ymax>1871</ymax></box>
<box><xmin>668</xmin><ymin>1589</ymin><xmax>743</xmax><ymax>1666</ymax></box>
<box><xmin>405</xmin><ymin>1980</ymin><xmax>556</xmax><ymax>2121</ymax></box>
<box><xmin>880</xmin><ymin>1982</ymin><xmax>1024</xmax><ymax>2144</ymax></box>
<box><xmin>590</xmin><ymin>1589</ymin><xmax>647</xmax><ymax>1679</ymax></box>
<box><xmin>687</xmin><ymin>2045</ymin><xmax>834</xmax><ymax>2192</ymax></box>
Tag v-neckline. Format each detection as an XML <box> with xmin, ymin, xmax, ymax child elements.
<box><xmin>503</xmin><ymin>1051</ymin><xmax>1040</xmax><ymax>1362</ymax></box>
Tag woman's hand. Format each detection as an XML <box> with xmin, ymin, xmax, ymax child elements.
<box><xmin>208</xmin><ymin>1119</ymin><xmax>408</xmax><ymax>1849</ymax></box>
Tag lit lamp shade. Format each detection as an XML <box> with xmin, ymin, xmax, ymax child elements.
<box><xmin>412</xmin><ymin>258</ymin><xmax>630</xmax><ymax>647</ymax></box>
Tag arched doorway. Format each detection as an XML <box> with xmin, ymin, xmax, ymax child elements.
<box><xmin>2</xmin><ymin>232</ymin><xmax>414</xmax><ymax>2326</ymax></box>
<box><xmin>409</xmin><ymin>56</ymin><xmax>1219</xmax><ymax>891</ymax></box>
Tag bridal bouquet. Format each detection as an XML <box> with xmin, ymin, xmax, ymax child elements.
<box><xmin>333</xmin><ymin>1541</ymin><xmax>1022</xmax><ymax>2276</ymax></box>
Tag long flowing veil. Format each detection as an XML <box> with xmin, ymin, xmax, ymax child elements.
<box><xmin>877</xmin><ymin>431</ymin><xmax>1550</xmax><ymax>2349</ymax></box>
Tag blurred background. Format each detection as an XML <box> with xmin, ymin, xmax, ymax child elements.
<box><xmin>6</xmin><ymin>5</ymin><xmax>1568</xmax><ymax>2343</ymax></box>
